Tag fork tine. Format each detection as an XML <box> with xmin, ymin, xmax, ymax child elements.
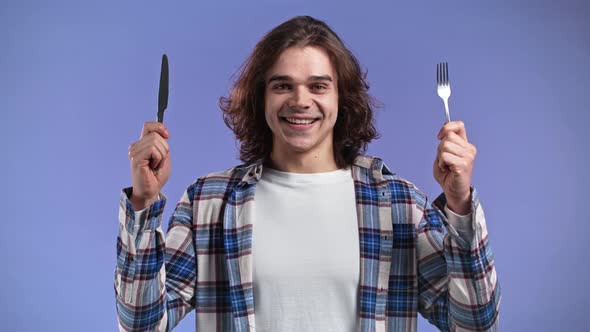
<box><xmin>436</xmin><ymin>63</ymin><xmax>441</xmax><ymax>84</ymax></box>
<box><xmin>445</xmin><ymin>62</ymin><xmax>449</xmax><ymax>85</ymax></box>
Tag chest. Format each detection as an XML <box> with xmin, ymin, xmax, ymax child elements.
<box><xmin>191</xmin><ymin>177</ymin><xmax>420</xmax><ymax>331</ymax></box>
<box><xmin>253</xmin><ymin>180</ymin><xmax>360</xmax><ymax>282</ymax></box>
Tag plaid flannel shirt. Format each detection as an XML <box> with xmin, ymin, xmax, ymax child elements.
<box><xmin>115</xmin><ymin>155</ymin><xmax>501</xmax><ymax>331</ymax></box>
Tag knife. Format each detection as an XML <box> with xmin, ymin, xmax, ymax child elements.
<box><xmin>157</xmin><ymin>54</ymin><xmax>169</xmax><ymax>123</ymax></box>
<box><xmin>152</xmin><ymin>54</ymin><xmax>169</xmax><ymax>175</ymax></box>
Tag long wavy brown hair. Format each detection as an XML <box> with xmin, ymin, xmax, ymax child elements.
<box><xmin>220</xmin><ymin>16</ymin><xmax>379</xmax><ymax>168</ymax></box>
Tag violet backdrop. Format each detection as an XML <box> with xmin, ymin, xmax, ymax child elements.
<box><xmin>1</xmin><ymin>0</ymin><xmax>589</xmax><ymax>331</ymax></box>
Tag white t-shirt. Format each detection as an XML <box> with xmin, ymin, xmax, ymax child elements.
<box><xmin>252</xmin><ymin>167</ymin><xmax>359</xmax><ymax>332</ymax></box>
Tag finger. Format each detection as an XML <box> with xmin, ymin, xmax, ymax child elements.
<box><xmin>153</xmin><ymin>139</ymin><xmax>170</xmax><ymax>169</ymax></box>
<box><xmin>443</xmin><ymin>132</ymin><xmax>478</xmax><ymax>157</ymax></box>
<box><xmin>441</xmin><ymin>131</ymin><xmax>469</xmax><ymax>148</ymax></box>
<box><xmin>438</xmin><ymin>151</ymin><xmax>469</xmax><ymax>171</ymax></box>
<box><xmin>129</xmin><ymin>143</ymin><xmax>164</xmax><ymax>168</ymax></box>
<box><xmin>128</xmin><ymin>142</ymin><xmax>136</xmax><ymax>158</ymax></box>
<box><xmin>151</xmin><ymin>135</ymin><xmax>171</xmax><ymax>170</ymax></box>
<box><xmin>156</xmin><ymin>155</ymin><xmax>170</xmax><ymax>171</ymax></box>
<box><xmin>148</xmin><ymin>132</ymin><xmax>170</xmax><ymax>155</ymax></box>
<box><xmin>437</xmin><ymin>139</ymin><xmax>468</xmax><ymax>158</ymax></box>
<box><xmin>147</xmin><ymin>145</ymin><xmax>165</xmax><ymax>170</ymax></box>
<box><xmin>130</xmin><ymin>139</ymin><xmax>167</xmax><ymax>169</ymax></box>
<box><xmin>140</xmin><ymin>121</ymin><xmax>170</xmax><ymax>140</ymax></box>
<box><xmin>128</xmin><ymin>134</ymin><xmax>169</xmax><ymax>160</ymax></box>
<box><xmin>437</xmin><ymin>120</ymin><xmax>468</xmax><ymax>142</ymax></box>
<box><xmin>434</xmin><ymin>154</ymin><xmax>446</xmax><ymax>173</ymax></box>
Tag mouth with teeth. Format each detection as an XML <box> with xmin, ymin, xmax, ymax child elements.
<box><xmin>280</xmin><ymin>117</ymin><xmax>321</xmax><ymax>129</ymax></box>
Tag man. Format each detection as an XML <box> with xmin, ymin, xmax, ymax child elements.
<box><xmin>116</xmin><ymin>16</ymin><xmax>500</xmax><ymax>331</ymax></box>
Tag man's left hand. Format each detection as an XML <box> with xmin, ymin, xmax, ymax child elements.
<box><xmin>433</xmin><ymin>121</ymin><xmax>477</xmax><ymax>215</ymax></box>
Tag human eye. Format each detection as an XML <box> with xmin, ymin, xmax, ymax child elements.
<box><xmin>311</xmin><ymin>83</ymin><xmax>328</xmax><ymax>92</ymax></box>
<box><xmin>272</xmin><ymin>83</ymin><xmax>291</xmax><ymax>91</ymax></box>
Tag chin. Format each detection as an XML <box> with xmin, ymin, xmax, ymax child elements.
<box><xmin>288</xmin><ymin>144</ymin><xmax>314</xmax><ymax>153</ymax></box>
<box><xmin>282</xmin><ymin>140</ymin><xmax>316</xmax><ymax>153</ymax></box>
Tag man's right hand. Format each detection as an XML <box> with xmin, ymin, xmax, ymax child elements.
<box><xmin>128</xmin><ymin>122</ymin><xmax>171</xmax><ymax>211</ymax></box>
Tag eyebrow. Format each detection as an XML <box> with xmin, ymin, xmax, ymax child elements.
<box><xmin>267</xmin><ymin>75</ymin><xmax>334</xmax><ymax>84</ymax></box>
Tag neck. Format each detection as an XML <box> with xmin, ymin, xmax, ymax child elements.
<box><xmin>268</xmin><ymin>146</ymin><xmax>339</xmax><ymax>173</ymax></box>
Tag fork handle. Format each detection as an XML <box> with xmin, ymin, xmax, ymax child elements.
<box><xmin>443</xmin><ymin>99</ymin><xmax>451</xmax><ymax>123</ymax></box>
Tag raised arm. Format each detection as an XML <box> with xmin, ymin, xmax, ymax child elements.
<box><xmin>115</xmin><ymin>121</ymin><xmax>196</xmax><ymax>331</ymax></box>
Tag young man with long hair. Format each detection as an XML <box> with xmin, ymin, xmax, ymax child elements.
<box><xmin>116</xmin><ymin>16</ymin><xmax>500</xmax><ymax>331</ymax></box>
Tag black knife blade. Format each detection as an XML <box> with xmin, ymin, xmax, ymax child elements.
<box><xmin>157</xmin><ymin>54</ymin><xmax>169</xmax><ymax>123</ymax></box>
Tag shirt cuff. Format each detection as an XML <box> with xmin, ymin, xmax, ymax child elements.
<box><xmin>134</xmin><ymin>194</ymin><xmax>161</xmax><ymax>216</ymax></box>
<box><xmin>444</xmin><ymin>203</ymin><xmax>474</xmax><ymax>242</ymax></box>
<box><xmin>121</xmin><ymin>188</ymin><xmax>166</xmax><ymax>233</ymax></box>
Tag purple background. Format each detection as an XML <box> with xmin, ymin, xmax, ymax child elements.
<box><xmin>2</xmin><ymin>1</ymin><xmax>589</xmax><ymax>331</ymax></box>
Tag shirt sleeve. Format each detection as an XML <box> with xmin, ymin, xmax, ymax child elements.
<box><xmin>443</xmin><ymin>203</ymin><xmax>474</xmax><ymax>244</ymax></box>
<box><xmin>416</xmin><ymin>185</ymin><xmax>501</xmax><ymax>331</ymax></box>
<box><xmin>114</xmin><ymin>187</ymin><xmax>196</xmax><ymax>331</ymax></box>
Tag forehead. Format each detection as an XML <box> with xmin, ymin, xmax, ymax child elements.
<box><xmin>266</xmin><ymin>46</ymin><xmax>336</xmax><ymax>81</ymax></box>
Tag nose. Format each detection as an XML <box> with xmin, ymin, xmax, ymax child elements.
<box><xmin>287</xmin><ymin>86</ymin><xmax>312</xmax><ymax>110</ymax></box>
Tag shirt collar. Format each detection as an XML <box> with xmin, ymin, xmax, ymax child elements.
<box><xmin>234</xmin><ymin>155</ymin><xmax>394</xmax><ymax>187</ymax></box>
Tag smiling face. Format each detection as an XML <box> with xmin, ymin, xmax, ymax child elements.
<box><xmin>264</xmin><ymin>46</ymin><xmax>339</xmax><ymax>165</ymax></box>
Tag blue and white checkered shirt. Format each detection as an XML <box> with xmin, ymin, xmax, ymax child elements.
<box><xmin>115</xmin><ymin>155</ymin><xmax>501</xmax><ymax>331</ymax></box>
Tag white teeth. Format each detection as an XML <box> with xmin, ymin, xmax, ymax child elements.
<box><xmin>285</xmin><ymin>117</ymin><xmax>315</xmax><ymax>125</ymax></box>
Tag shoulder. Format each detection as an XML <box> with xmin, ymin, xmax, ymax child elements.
<box><xmin>358</xmin><ymin>155</ymin><xmax>446</xmax><ymax>228</ymax></box>
<box><xmin>355</xmin><ymin>154</ymin><xmax>426</xmax><ymax>206</ymax></box>
<box><xmin>183</xmin><ymin>162</ymin><xmax>255</xmax><ymax>201</ymax></box>
<box><xmin>353</xmin><ymin>154</ymin><xmax>415</xmax><ymax>186</ymax></box>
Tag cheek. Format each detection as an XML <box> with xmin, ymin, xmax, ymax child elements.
<box><xmin>320</xmin><ymin>99</ymin><xmax>338</xmax><ymax>122</ymax></box>
<box><xmin>263</xmin><ymin>110</ymin><xmax>275</xmax><ymax>130</ymax></box>
<box><xmin>265</xmin><ymin>95</ymin><xmax>288</xmax><ymax>118</ymax></box>
<box><xmin>264</xmin><ymin>101</ymin><xmax>280</xmax><ymax>129</ymax></box>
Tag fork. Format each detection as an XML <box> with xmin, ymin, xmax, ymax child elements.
<box><xmin>436</xmin><ymin>62</ymin><xmax>451</xmax><ymax>123</ymax></box>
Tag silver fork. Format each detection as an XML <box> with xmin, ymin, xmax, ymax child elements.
<box><xmin>436</xmin><ymin>62</ymin><xmax>451</xmax><ymax>123</ymax></box>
